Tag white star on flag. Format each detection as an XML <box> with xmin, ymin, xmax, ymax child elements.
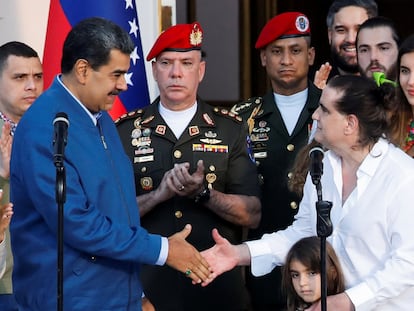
<box><xmin>128</xmin><ymin>18</ymin><xmax>138</xmax><ymax>38</ymax></box>
<box><xmin>130</xmin><ymin>47</ymin><xmax>140</xmax><ymax>66</ymax></box>
<box><xmin>125</xmin><ymin>72</ymin><xmax>134</xmax><ymax>86</ymax></box>
<box><xmin>125</xmin><ymin>0</ymin><xmax>134</xmax><ymax>10</ymax></box>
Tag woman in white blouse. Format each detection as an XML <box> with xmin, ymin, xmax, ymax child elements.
<box><xmin>201</xmin><ymin>75</ymin><xmax>414</xmax><ymax>311</ymax></box>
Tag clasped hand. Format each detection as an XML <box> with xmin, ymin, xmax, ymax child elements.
<box><xmin>165</xmin><ymin>159</ymin><xmax>205</xmax><ymax>198</ymax></box>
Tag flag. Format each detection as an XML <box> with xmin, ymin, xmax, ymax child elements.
<box><xmin>43</xmin><ymin>0</ymin><xmax>150</xmax><ymax>120</ymax></box>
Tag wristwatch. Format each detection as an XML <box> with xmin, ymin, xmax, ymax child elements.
<box><xmin>194</xmin><ymin>187</ymin><xmax>210</xmax><ymax>204</ymax></box>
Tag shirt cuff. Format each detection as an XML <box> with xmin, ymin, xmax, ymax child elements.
<box><xmin>245</xmin><ymin>239</ymin><xmax>276</xmax><ymax>276</ymax></box>
<box><xmin>345</xmin><ymin>282</ymin><xmax>375</xmax><ymax>310</ymax></box>
<box><xmin>155</xmin><ymin>236</ymin><xmax>168</xmax><ymax>265</ymax></box>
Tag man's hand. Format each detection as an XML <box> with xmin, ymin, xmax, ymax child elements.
<box><xmin>0</xmin><ymin>196</ymin><xmax>13</xmax><ymax>243</ymax></box>
<box><xmin>142</xmin><ymin>297</ymin><xmax>155</xmax><ymax>311</ymax></box>
<box><xmin>167</xmin><ymin>160</ymin><xmax>205</xmax><ymax>197</ymax></box>
<box><xmin>0</xmin><ymin>122</ymin><xmax>12</xmax><ymax>179</ymax></box>
<box><xmin>313</xmin><ymin>62</ymin><xmax>332</xmax><ymax>89</ymax></box>
<box><xmin>167</xmin><ymin>224</ymin><xmax>212</xmax><ymax>284</ymax></box>
<box><xmin>199</xmin><ymin>228</ymin><xmax>240</xmax><ymax>286</ymax></box>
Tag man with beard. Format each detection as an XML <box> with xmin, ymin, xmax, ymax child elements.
<box><xmin>230</xmin><ymin>12</ymin><xmax>321</xmax><ymax>311</ymax></box>
<box><xmin>357</xmin><ymin>16</ymin><xmax>400</xmax><ymax>81</ymax></box>
<box><xmin>315</xmin><ymin>0</ymin><xmax>378</xmax><ymax>85</ymax></box>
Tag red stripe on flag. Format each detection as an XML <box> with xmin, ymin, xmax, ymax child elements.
<box><xmin>109</xmin><ymin>97</ymin><xmax>127</xmax><ymax>120</ymax></box>
<box><xmin>42</xmin><ymin>0</ymin><xmax>149</xmax><ymax>121</ymax></box>
<box><xmin>43</xmin><ymin>0</ymin><xmax>72</xmax><ymax>89</ymax></box>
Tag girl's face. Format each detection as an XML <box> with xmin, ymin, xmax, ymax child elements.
<box><xmin>289</xmin><ymin>259</ymin><xmax>321</xmax><ymax>304</ymax></box>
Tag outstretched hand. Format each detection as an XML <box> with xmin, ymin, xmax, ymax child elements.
<box><xmin>199</xmin><ymin>228</ymin><xmax>240</xmax><ymax>286</ymax></box>
<box><xmin>166</xmin><ymin>224</ymin><xmax>212</xmax><ymax>284</ymax></box>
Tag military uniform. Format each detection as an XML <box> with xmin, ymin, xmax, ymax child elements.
<box><xmin>116</xmin><ymin>98</ymin><xmax>260</xmax><ymax>311</ymax></box>
<box><xmin>232</xmin><ymin>82</ymin><xmax>321</xmax><ymax>310</ymax></box>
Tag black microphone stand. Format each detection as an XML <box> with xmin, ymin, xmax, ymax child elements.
<box><xmin>55</xmin><ymin>158</ymin><xmax>66</xmax><ymax>311</ymax></box>
<box><xmin>313</xmin><ymin>178</ymin><xmax>333</xmax><ymax>311</ymax></box>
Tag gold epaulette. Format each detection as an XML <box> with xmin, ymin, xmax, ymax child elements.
<box><xmin>212</xmin><ymin>107</ymin><xmax>243</xmax><ymax>123</ymax></box>
<box><xmin>114</xmin><ymin>109</ymin><xmax>144</xmax><ymax>125</ymax></box>
<box><xmin>230</xmin><ymin>97</ymin><xmax>263</xmax><ymax>115</ymax></box>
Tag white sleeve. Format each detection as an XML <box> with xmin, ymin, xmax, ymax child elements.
<box><xmin>247</xmin><ymin>175</ymin><xmax>317</xmax><ymax>276</ymax></box>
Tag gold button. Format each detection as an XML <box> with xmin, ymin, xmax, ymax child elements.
<box><xmin>175</xmin><ymin>211</ymin><xmax>183</xmax><ymax>218</ymax></box>
<box><xmin>287</xmin><ymin>172</ymin><xmax>293</xmax><ymax>179</ymax></box>
<box><xmin>141</xmin><ymin>167</ymin><xmax>147</xmax><ymax>173</ymax></box>
<box><xmin>174</xmin><ymin>150</ymin><xmax>182</xmax><ymax>159</ymax></box>
<box><xmin>290</xmin><ymin>201</ymin><xmax>298</xmax><ymax>209</ymax></box>
<box><xmin>287</xmin><ymin>144</ymin><xmax>295</xmax><ymax>152</ymax></box>
<box><xmin>209</xmin><ymin>165</ymin><xmax>216</xmax><ymax>172</ymax></box>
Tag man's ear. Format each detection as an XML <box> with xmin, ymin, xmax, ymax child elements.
<box><xmin>74</xmin><ymin>59</ymin><xmax>89</xmax><ymax>84</ymax></box>
<box><xmin>327</xmin><ymin>28</ymin><xmax>332</xmax><ymax>45</ymax></box>
<box><xmin>259</xmin><ymin>49</ymin><xmax>267</xmax><ymax>67</ymax></box>
<box><xmin>344</xmin><ymin>114</ymin><xmax>358</xmax><ymax>135</ymax></box>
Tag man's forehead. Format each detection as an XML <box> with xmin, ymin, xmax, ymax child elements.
<box><xmin>268</xmin><ymin>36</ymin><xmax>308</xmax><ymax>48</ymax></box>
<box><xmin>158</xmin><ymin>50</ymin><xmax>201</xmax><ymax>60</ymax></box>
<box><xmin>3</xmin><ymin>55</ymin><xmax>42</xmax><ymax>71</ymax></box>
<box><xmin>358</xmin><ymin>27</ymin><xmax>397</xmax><ymax>46</ymax></box>
<box><xmin>334</xmin><ymin>6</ymin><xmax>368</xmax><ymax>27</ymax></box>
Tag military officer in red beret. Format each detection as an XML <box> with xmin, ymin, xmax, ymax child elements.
<box><xmin>116</xmin><ymin>22</ymin><xmax>261</xmax><ymax>311</ymax></box>
<box><xmin>230</xmin><ymin>12</ymin><xmax>322</xmax><ymax>311</ymax></box>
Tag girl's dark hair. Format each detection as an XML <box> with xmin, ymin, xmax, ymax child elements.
<box><xmin>288</xmin><ymin>139</ymin><xmax>320</xmax><ymax>197</ymax></box>
<box><xmin>327</xmin><ymin>74</ymin><xmax>396</xmax><ymax>147</ymax></box>
<box><xmin>282</xmin><ymin>236</ymin><xmax>345</xmax><ymax>311</ymax></box>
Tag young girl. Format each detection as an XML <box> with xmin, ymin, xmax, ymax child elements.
<box><xmin>282</xmin><ymin>236</ymin><xmax>345</xmax><ymax>311</ymax></box>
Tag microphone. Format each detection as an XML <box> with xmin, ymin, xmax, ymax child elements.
<box><xmin>309</xmin><ymin>146</ymin><xmax>324</xmax><ymax>185</ymax></box>
<box><xmin>53</xmin><ymin>112</ymin><xmax>69</xmax><ymax>167</ymax></box>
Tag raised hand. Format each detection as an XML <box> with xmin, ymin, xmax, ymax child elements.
<box><xmin>0</xmin><ymin>122</ymin><xmax>12</xmax><ymax>179</ymax></box>
<box><xmin>313</xmin><ymin>62</ymin><xmax>332</xmax><ymax>90</ymax></box>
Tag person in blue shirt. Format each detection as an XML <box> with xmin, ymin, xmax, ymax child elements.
<box><xmin>10</xmin><ymin>17</ymin><xmax>211</xmax><ymax>311</ymax></box>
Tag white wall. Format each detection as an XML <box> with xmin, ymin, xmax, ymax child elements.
<box><xmin>0</xmin><ymin>0</ymin><xmax>49</xmax><ymax>56</ymax></box>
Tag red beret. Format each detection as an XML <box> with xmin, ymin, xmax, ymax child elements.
<box><xmin>255</xmin><ymin>12</ymin><xmax>311</xmax><ymax>49</ymax></box>
<box><xmin>146</xmin><ymin>22</ymin><xmax>203</xmax><ymax>61</ymax></box>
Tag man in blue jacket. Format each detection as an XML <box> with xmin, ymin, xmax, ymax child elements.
<box><xmin>10</xmin><ymin>17</ymin><xmax>211</xmax><ymax>311</ymax></box>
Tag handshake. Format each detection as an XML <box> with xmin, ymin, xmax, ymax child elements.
<box><xmin>168</xmin><ymin>225</ymin><xmax>240</xmax><ymax>287</ymax></box>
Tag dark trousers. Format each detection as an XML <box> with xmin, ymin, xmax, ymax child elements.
<box><xmin>0</xmin><ymin>294</ymin><xmax>19</xmax><ymax>311</ymax></box>
<box><xmin>246</xmin><ymin>266</ymin><xmax>287</xmax><ymax>311</ymax></box>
